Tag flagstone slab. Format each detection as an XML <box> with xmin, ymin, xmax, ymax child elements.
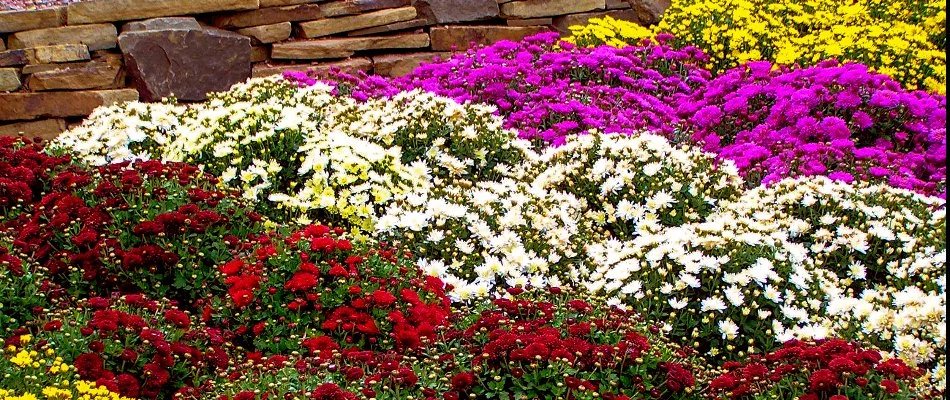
<box><xmin>67</xmin><ymin>0</ymin><xmax>261</xmax><ymax>24</ymax></box>
<box><xmin>272</xmin><ymin>33</ymin><xmax>428</xmax><ymax>59</ymax></box>
<box><xmin>0</xmin><ymin>89</ymin><xmax>138</xmax><ymax>121</ymax></box>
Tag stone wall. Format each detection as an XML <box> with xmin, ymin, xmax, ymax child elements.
<box><xmin>0</xmin><ymin>0</ymin><xmax>668</xmax><ymax>139</ymax></box>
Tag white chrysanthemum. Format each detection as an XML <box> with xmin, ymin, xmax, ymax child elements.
<box><xmin>724</xmin><ymin>286</ymin><xmax>745</xmax><ymax>307</ymax></box>
<box><xmin>719</xmin><ymin>318</ymin><xmax>739</xmax><ymax>340</ymax></box>
<box><xmin>701</xmin><ymin>296</ymin><xmax>728</xmax><ymax>313</ymax></box>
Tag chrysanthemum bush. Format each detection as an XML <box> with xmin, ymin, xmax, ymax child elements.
<box><xmin>53</xmin><ymin>78</ymin><xmax>420</xmax><ymax>229</ymax></box>
<box><xmin>680</xmin><ymin>60</ymin><xmax>947</xmax><ymax>196</ymax></box>
<box><xmin>376</xmin><ymin>177</ymin><xmax>594</xmax><ymax>301</ymax></box>
<box><xmin>55</xmin><ymin>77</ymin><xmax>536</xmax><ymax>231</ymax></box>
<box><xmin>718</xmin><ymin>177</ymin><xmax>947</xmax><ymax>387</ymax></box>
<box><xmin>559</xmin><ymin>174</ymin><xmax>945</xmax><ymax>385</ymax></box>
<box><xmin>567</xmin><ymin>0</ymin><xmax>947</xmax><ymax>93</ymax></box>
<box><xmin>191</xmin><ymin>288</ymin><xmax>703</xmax><ymax>400</ymax></box>
<box><xmin>0</xmin><ymin>234</ymin><xmax>61</xmax><ymax>335</ymax></box>
<box><xmin>158</xmin><ymin>78</ymin><xmax>421</xmax><ymax>230</ymax></box>
<box><xmin>529</xmin><ymin>132</ymin><xmax>743</xmax><ymax>241</ymax></box>
<box><xmin>3</xmin><ymin>294</ymin><xmax>230</xmax><ymax>399</ymax></box>
<box><xmin>581</xmin><ymin>207</ymin><xmax>825</xmax><ymax>360</ymax></box>
<box><xmin>309</xmin><ymin>83</ymin><xmax>537</xmax><ymax>185</ymax></box>
<box><xmin>0</xmin><ymin>136</ymin><xmax>71</xmax><ymax>219</ymax></box>
<box><xmin>210</xmin><ymin>224</ymin><xmax>451</xmax><ymax>355</ymax></box>
<box><xmin>708</xmin><ymin>339</ymin><xmax>933</xmax><ymax>400</ymax></box>
<box><xmin>300</xmin><ymin>32</ymin><xmax>711</xmax><ymax>147</ymax></box>
<box><xmin>0</xmin><ymin>329</ymin><xmax>133</xmax><ymax>400</ymax></box>
<box><xmin>50</xmin><ymin>99</ymin><xmax>188</xmax><ymax>166</ymax></box>
<box><xmin>446</xmin><ymin>288</ymin><xmax>702</xmax><ymax>399</ymax></box>
<box><xmin>5</xmin><ymin>160</ymin><xmax>266</xmax><ymax>305</ymax></box>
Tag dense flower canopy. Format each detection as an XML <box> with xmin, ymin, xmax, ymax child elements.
<box><xmin>1</xmin><ymin>1</ymin><xmax>947</xmax><ymax>399</ymax></box>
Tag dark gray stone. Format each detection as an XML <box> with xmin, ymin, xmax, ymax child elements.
<box><xmin>626</xmin><ymin>0</ymin><xmax>670</xmax><ymax>25</ymax></box>
<box><xmin>0</xmin><ymin>49</ymin><xmax>30</xmax><ymax>67</ymax></box>
<box><xmin>413</xmin><ymin>0</ymin><xmax>499</xmax><ymax>23</ymax></box>
<box><xmin>118</xmin><ymin>24</ymin><xmax>251</xmax><ymax>102</ymax></box>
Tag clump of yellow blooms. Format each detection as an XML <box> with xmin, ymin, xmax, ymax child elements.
<box><xmin>0</xmin><ymin>336</ymin><xmax>132</xmax><ymax>400</ymax></box>
<box><xmin>0</xmin><ymin>381</ymin><xmax>132</xmax><ymax>400</ymax></box>
<box><xmin>564</xmin><ymin>15</ymin><xmax>655</xmax><ymax>48</ymax></box>
<box><xmin>565</xmin><ymin>0</ymin><xmax>947</xmax><ymax>94</ymax></box>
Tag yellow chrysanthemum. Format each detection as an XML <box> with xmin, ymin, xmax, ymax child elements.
<box><xmin>564</xmin><ymin>0</ymin><xmax>946</xmax><ymax>93</ymax></box>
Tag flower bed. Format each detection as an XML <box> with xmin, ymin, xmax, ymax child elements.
<box><xmin>2</xmin><ymin>6</ymin><xmax>948</xmax><ymax>398</ymax></box>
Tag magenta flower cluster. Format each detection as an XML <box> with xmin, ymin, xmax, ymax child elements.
<box><xmin>682</xmin><ymin>60</ymin><xmax>946</xmax><ymax>195</ymax></box>
<box><xmin>284</xmin><ymin>33</ymin><xmax>947</xmax><ymax>197</ymax></box>
<box><xmin>297</xmin><ymin>32</ymin><xmax>710</xmax><ymax>146</ymax></box>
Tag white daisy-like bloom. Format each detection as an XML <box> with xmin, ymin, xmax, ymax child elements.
<box><xmin>615</xmin><ymin>199</ymin><xmax>637</xmax><ymax>220</ymax></box>
<box><xmin>678</xmin><ymin>273</ymin><xmax>702</xmax><ymax>289</ymax></box>
<box><xmin>701</xmin><ymin>296</ymin><xmax>728</xmax><ymax>313</ymax></box>
<box><xmin>724</xmin><ymin>286</ymin><xmax>745</xmax><ymax>307</ymax></box>
<box><xmin>848</xmin><ymin>262</ymin><xmax>867</xmax><ymax>280</ymax></box>
<box><xmin>668</xmin><ymin>298</ymin><xmax>688</xmax><ymax>310</ymax></box>
<box><xmin>746</xmin><ymin>258</ymin><xmax>776</xmax><ymax>285</ymax></box>
<box><xmin>642</xmin><ymin>162</ymin><xmax>663</xmax><ymax>176</ymax></box>
<box><xmin>719</xmin><ymin>318</ymin><xmax>739</xmax><ymax>340</ymax></box>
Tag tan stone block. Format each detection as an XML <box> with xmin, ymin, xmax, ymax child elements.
<box><xmin>0</xmin><ymin>68</ymin><xmax>21</xmax><ymax>91</ymax></box>
<box><xmin>298</xmin><ymin>7</ymin><xmax>416</xmax><ymax>38</ymax></box>
<box><xmin>23</xmin><ymin>62</ymin><xmax>79</xmax><ymax>74</ymax></box>
<box><xmin>0</xmin><ymin>7</ymin><xmax>66</xmax><ymax>33</ymax></box>
<box><xmin>319</xmin><ymin>1</ymin><xmax>360</xmax><ymax>17</ymax></box>
<box><xmin>8</xmin><ymin>24</ymin><xmax>117</xmax><ymax>51</ymax></box>
<box><xmin>22</xmin><ymin>52</ymin><xmax>122</xmax><ymax>75</ymax></box>
<box><xmin>26</xmin><ymin>61</ymin><xmax>123</xmax><ymax>91</ymax></box>
<box><xmin>429</xmin><ymin>25</ymin><xmax>547</xmax><ymax>51</ymax></box>
<box><xmin>346</xmin><ymin>17</ymin><xmax>431</xmax><ymax>36</ymax></box>
<box><xmin>67</xmin><ymin>0</ymin><xmax>261</xmax><ymax>24</ymax></box>
<box><xmin>0</xmin><ymin>118</ymin><xmax>67</xmax><ymax>140</ymax></box>
<box><xmin>319</xmin><ymin>0</ymin><xmax>409</xmax><ymax>17</ymax></box>
<box><xmin>1</xmin><ymin>39</ymin><xmax>5</xmax><ymax>51</ymax></box>
<box><xmin>261</xmin><ymin>0</ymin><xmax>321</xmax><ymax>6</ymax></box>
<box><xmin>251</xmin><ymin>57</ymin><xmax>372</xmax><ymax>77</ymax></box>
<box><xmin>212</xmin><ymin>4</ymin><xmax>323</xmax><ymax>29</ymax></box>
<box><xmin>506</xmin><ymin>17</ymin><xmax>552</xmax><ymax>26</ymax></box>
<box><xmin>500</xmin><ymin>0</ymin><xmax>605</xmax><ymax>18</ymax></box>
<box><xmin>272</xmin><ymin>33</ymin><xmax>428</xmax><ymax>59</ymax></box>
<box><xmin>237</xmin><ymin>22</ymin><xmax>292</xmax><ymax>43</ymax></box>
<box><xmin>1</xmin><ymin>44</ymin><xmax>90</xmax><ymax>67</ymax></box>
<box><xmin>371</xmin><ymin>52</ymin><xmax>448</xmax><ymax>77</ymax></box>
<box><xmin>28</xmin><ymin>44</ymin><xmax>90</xmax><ymax>64</ymax></box>
<box><xmin>0</xmin><ymin>89</ymin><xmax>139</xmax><ymax>121</ymax></box>
<box><xmin>272</xmin><ymin>43</ymin><xmax>353</xmax><ymax>59</ymax></box>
